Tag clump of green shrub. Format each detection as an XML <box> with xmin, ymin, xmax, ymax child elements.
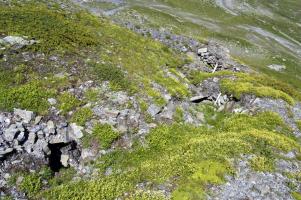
<box><xmin>84</xmin><ymin>88</ymin><xmax>100</xmax><ymax>102</ymax></box>
<box><xmin>220</xmin><ymin>73</ymin><xmax>295</xmax><ymax>105</ymax></box>
<box><xmin>19</xmin><ymin>173</ymin><xmax>43</xmax><ymax>198</ymax></box>
<box><xmin>0</xmin><ymin>3</ymin><xmax>101</xmax><ymax>53</ymax></box>
<box><xmin>173</xmin><ymin>106</ymin><xmax>184</xmax><ymax>123</ymax></box>
<box><xmin>84</xmin><ymin>123</ymin><xmax>120</xmax><ymax>149</ymax></box>
<box><xmin>48</xmin><ymin>168</ymin><xmax>76</xmax><ymax>187</ymax></box>
<box><xmin>71</xmin><ymin>107</ymin><xmax>93</xmax><ymax>126</ymax></box>
<box><xmin>41</xmin><ymin>111</ymin><xmax>300</xmax><ymax>199</ymax></box>
<box><xmin>250</xmin><ymin>156</ymin><xmax>274</xmax><ymax>172</ymax></box>
<box><xmin>13</xmin><ymin>167</ymin><xmax>52</xmax><ymax>198</ymax></box>
<box><xmin>90</xmin><ymin>63</ymin><xmax>132</xmax><ymax>92</ymax></box>
<box><xmin>219</xmin><ymin>111</ymin><xmax>291</xmax><ymax>134</ymax></box>
<box><xmin>58</xmin><ymin>92</ymin><xmax>81</xmax><ymax>114</ymax></box>
<box><xmin>292</xmin><ymin>192</ymin><xmax>301</xmax><ymax>200</ymax></box>
<box><xmin>0</xmin><ymin>81</ymin><xmax>54</xmax><ymax>113</ymax></box>
<box><xmin>189</xmin><ymin>70</ymin><xmax>234</xmax><ymax>85</ymax></box>
<box><xmin>143</xmin><ymin>79</ymin><xmax>166</xmax><ymax>106</ymax></box>
<box><xmin>154</xmin><ymin>71</ymin><xmax>190</xmax><ymax>98</ymax></box>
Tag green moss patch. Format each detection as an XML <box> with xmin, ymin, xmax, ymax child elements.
<box><xmin>0</xmin><ymin>3</ymin><xmax>100</xmax><ymax>53</ymax></box>
<box><xmin>40</xmin><ymin>111</ymin><xmax>299</xmax><ymax>199</ymax></box>
<box><xmin>250</xmin><ymin>156</ymin><xmax>274</xmax><ymax>172</ymax></box>
<box><xmin>83</xmin><ymin>123</ymin><xmax>120</xmax><ymax>149</ymax></box>
<box><xmin>221</xmin><ymin>73</ymin><xmax>297</xmax><ymax>105</ymax></box>
<box><xmin>0</xmin><ymin>80</ymin><xmax>55</xmax><ymax>113</ymax></box>
<box><xmin>71</xmin><ymin>107</ymin><xmax>93</xmax><ymax>126</ymax></box>
<box><xmin>189</xmin><ymin>71</ymin><xmax>234</xmax><ymax>85</ymax></box>
<box><xmin>58</xmin><ymin>92</ymin><xmax>81</xmax><ymax>115</ymax></box>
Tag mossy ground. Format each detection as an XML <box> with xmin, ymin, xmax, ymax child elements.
<box><xmin>111</xmin><ymin>0</ymin><xmax>301</xmax><ymax>92</ymax></box>
<box><xmin>1</xmin><ymin>1</ymin><xmax>301</xmax><ymax>200</ymax></box>
<box><xmin>38</xmin><ymin>111</ymin><xmax>300</xmax><ymax>199</ymax></box>
<box><xmin>0</xmin><ymin>0</ymin><xmax>189</xmax><ymax>114</ymax></box>
<box><xmin>220</xmin><ymin>72</ymin><xmax>299</xmax><ymax>105</ymax></box>
<box><xmin>83</xmin><ymin>123</ymin><xmax>120</xmax><ymax>149</ymax></box>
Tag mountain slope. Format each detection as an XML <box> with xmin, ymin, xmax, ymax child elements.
<box><xmin>1</xmin><ymin>0</ymin><xmax>301</xmax><ymax>200</ymax></box>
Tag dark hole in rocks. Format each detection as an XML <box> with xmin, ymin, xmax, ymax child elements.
<box><xmin>48</xmin><ymin>143</ymin><xmax>68</xmax><ymax>172</ymax></box>
<box><xmin>48</xmin><ymin>141</ymin><xmax>80</xmax><ymax>172</ymax></box>
<box><xmin>191</xmin><ymin>97</ymin><xmax>209</xmax><ymax>103</ymax></box>
<box><xmin>15</xmin><ymin>129</ymin><xmax>29</xmax><ymax>146</ymax></box>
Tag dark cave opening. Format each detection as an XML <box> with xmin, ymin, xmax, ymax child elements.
<box><xmin>48</xmin><ymin>143</ymin><xmax>67</xmax><ymax>172</ymax></box>
<box><xmin>47</xmin><ymin>141</ymin><xmax>80</xmax><ymax>172</ymax></box>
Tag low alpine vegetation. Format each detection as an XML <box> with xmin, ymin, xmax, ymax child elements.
<box><xmin>40</xmin><ymin>112</ymin><xmax>300</xmax><ymax>199</ymax></box>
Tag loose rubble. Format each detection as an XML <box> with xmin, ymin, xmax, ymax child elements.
<box><xmin>209</xmin><ymin>158</ymin><xmax>296</xmax><ymax>200</ymax></box>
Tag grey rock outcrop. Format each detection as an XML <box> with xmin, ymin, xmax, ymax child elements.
<box><xmin>209</xmin><ymin>159</ymin><xmax>294</xmax><ymax>200</ymax></box>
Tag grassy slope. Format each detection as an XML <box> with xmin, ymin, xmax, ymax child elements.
<box><xmin>115</xmin><ymin>0</ymin><xmax>301</xmax><ymax>91</ymax></box>
<box><xmin>0</xmin><ymin>0</ymin><xmax>188</xmax><ymax>114</ymax></box>
<box><xmin>40</xmin><ymin>112</ymin><xmax>300</xmax><ymax>199</ymax></box>
<box><xmin>1</xmin><ymin>1</ymin><xmax>301</xmax><ymax>200</ymax></box>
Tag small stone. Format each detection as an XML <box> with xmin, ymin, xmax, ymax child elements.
<box><xmin>37</xmin><ymin>131</ymin><xmax>44</xmax><ymax>139</ymax></box>
<box><xmin>16</xmin><ymin>176</ymin><xmax>24</xmax><ymax>186</ymax></box>
<box><xmin>81</xmin><ymin>148</ymin><xmax>96</xmax><ymax>160</ymax></box>
<box><xmin>23</xmin><ymin>132</ymin><xmax>36</xmax><ymax>153</ymax></box>
<box><xmin>3</xmin><ymin>124</ymin><xmax>18</xmax><ymax>142</ymax></box>
<box><xmin>268</xmin><ymin>64</ymin><xmax>286</xmax><ymax>72</ymax></box>
<box><xmin>0</xmin><ymin>148</ymin><xmax>14</xmax><ymax>155</ymax></box>
<box><xmin>14</xmin><ymin>108</ymin><xmax>34</xmax><ymax>123</ymax></box>
<box><xmin>32</xmin><ymin>139</ymin><xmax>48</xmax><ymax>158</ymax></box>
<box><xmin>197</xmin><ymin>47</ymin><xmax>208</xmax><ymax>55</ymax></box>
<box><xmin>48</xmin><ymin>98</ymin><xmax>57</xmax><ymax>105</ymax></box>
<box><xmin>190</xmin><ymin>94</ymin><xmax>208</xmax><ymax>103</ymax></box>
<box><xmin>34</xmin><ymin>116</ymin><xmax>43</xmax><ymax>125</ymax></box>
<box><xmin>213</xmin><ymin>77</ymin><xmax>219</xmax><ymax>82</ymax></box>
<box><xmin>61</xmin><ymin>154</ymin><xmax>69</xmax><ymax>167</ymax></box>
<box><xmin>218</xmin><ymin>105</ymin><xmax>225</xmax><ymax>112</ymax></box>
<box><xmin>284</xmin><ymin>151</ymin><xmax>296</xmax><ymax>159</ymax></box>
<box><xmin>4</xmin><ymin>173</ymin><xmax>11</xmax><ymax>180</ymax></box>
<box><xmin>110</xmin><ymin>92</ymin><xmax>129</xmax><ymax>105</ymax></box>
<box><xmin>47</xmin><ymin>120</ymin><xmax>56</xmax><ymax>134</ymax></box>
<box><xmin>196</xmin><ymin>112</ymin><xmax>205</xmax><ymax>122</ymax></box>
<box><xmin>16</xmin><ymin>132</ymin><xmax>26</xmax><ymax>142</ymax></box>
<box><xmin>69</xmin><ymin>123</ymin><xmax>84</xmax><ymax>139</ymax></box>
<box><xmin>43</xmin><ymin>145</ymin><xmax>51</xmax><ymax>156</ymax></box>
<box><xmin>147</xmin><ymin>104</ymin><xmax>162</xmax><ymax>117</ymax></box>
<box><xmin>49</xmin><ymin>130</ymin><xmax>69</xmax><ymax>144</ymax></box>
<box><xmin>104</xmin><ymin>108</ymin><xmax>120</xmax><ymax>118</ymax></box>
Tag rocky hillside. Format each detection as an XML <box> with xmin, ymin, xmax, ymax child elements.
<box><xmin>1</xmin><ymin>0</ymin><xmax>301</xmax><ymax>199</ymax></box>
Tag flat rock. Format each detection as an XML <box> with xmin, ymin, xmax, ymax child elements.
<box><xmin>60</xmin><ymin>154</ymin><xmax>69</xmax><ymax>167</ymax></box>
<box><xmin>190</xmin><ymin>94</ymin><xmax>208</xmax><ymax>103</ymax></box>
<box><xmin>2</xmin><ymin>36</ymin><xmax>35</xmax><ymax>48</ymax></box>
<box><xmin>49</xmin><ymin>131</ymin><xmax>69</xmax><ymax>144</ymax></box>
<box><xmin>14</xmin><ymin>109</ymin><xmax>34</xmax><ymax>123</ymax></box>
<box><xmin>147</xmin><ymin>104</ymin><xmax>162</xmax><ymax>117</ymax></box>
<box><xmin>3</xmin><ymin>124</ymin><xmax>18</xmax><ymax>142</ymax></box>
<box><xmin>69</xmin><ymin>123</ymin><xmax>84</xmax><ymax>139</ymax></box>
<box><xmin>0</xmin><ymin>148</ymin><xmax>14</xmax><ymax>156</ymax></box>
<box><xmin>197</xmin><ymin>47</ymin><xmax>208</xmax><ymax>54</ymax></box>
